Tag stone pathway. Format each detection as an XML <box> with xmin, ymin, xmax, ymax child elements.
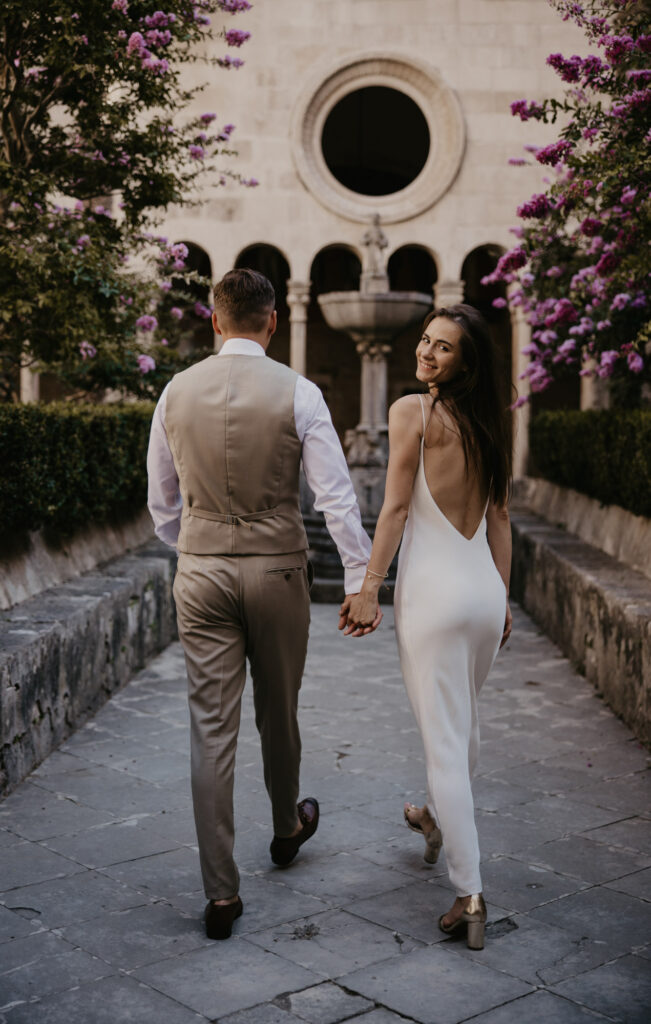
<box><xmin>1</xmin><ymin>603</ymin><xmax>650</xmax><ymax>1023</ymax></box>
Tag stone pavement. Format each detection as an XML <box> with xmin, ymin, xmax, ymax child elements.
<box><xmin>1</xmin><ymin>603</ymin><xmax>650</xmax><ymax>1024</ymax></box>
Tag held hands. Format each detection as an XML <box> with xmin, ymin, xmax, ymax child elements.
<box><xmin>338</xmin><ymin>590</ymin><xmax>383</xmax><ymax>637</ymax></box>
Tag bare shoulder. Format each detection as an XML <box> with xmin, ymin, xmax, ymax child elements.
<box><xmin>389</xmin><ymin>393</ymin><xmax>424</xmax><ymax>429</ymax></box>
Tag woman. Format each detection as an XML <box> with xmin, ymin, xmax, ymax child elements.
<box><xmin>340</xmin><ymin>304</ymin><xmax>512</xmax><ymax>950</ymax></box>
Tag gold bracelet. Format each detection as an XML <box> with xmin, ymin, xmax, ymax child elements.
<box><xmin>366</xmin><ymin>568</ymin><xmax>388</xmax><ymax>579</ymax></box>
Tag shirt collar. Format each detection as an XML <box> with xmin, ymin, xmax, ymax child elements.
<box><xmin>218</xmin><ymin>337</ymin><xmax>266</xmax><ymax>357</ymax></box>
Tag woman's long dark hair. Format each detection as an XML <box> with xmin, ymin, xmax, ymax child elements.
<box><xmin>422</xmin><ymin>304</ymin><xmax>512</xmax><ymax>508</ymax></box>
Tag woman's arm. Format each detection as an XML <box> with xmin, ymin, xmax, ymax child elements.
<box><xmin>339</xmin><ymin>397</ymin><xmax>422</xmax><ymax>636</ymax></box>
<box><xmin>486</xmin><ymin>500</ymin><xmax>512</xmax><ymax>647</ymax></box>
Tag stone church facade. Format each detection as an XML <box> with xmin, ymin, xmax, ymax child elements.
<box><xmin>162</xmin><ymin>0</ymin><xmax>585</xmax><ymax>478</ymax></box>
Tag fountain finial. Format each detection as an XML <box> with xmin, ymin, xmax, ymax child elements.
<box><xmin>361</xmin><ymin>213</ymin><xmax>389</xmax><ymax>294</ymax></box>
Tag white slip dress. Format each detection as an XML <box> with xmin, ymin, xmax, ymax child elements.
<box><xmin>394</xmin><ymin>396</ymin><xmax>506</xmax><ymax>896</ymax></box>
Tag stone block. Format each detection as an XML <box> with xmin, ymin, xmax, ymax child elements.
<box><xmin>0</xmin><ymin>541</ymin><xmax>178</xmax><ymax>796</ymax></box>
<box><xmin>276</xmin><ymin>983</ymin><xmax>373</xmax><ymax>1024</ymax></box>
<box><xmin>510</xmin><ymin>508</ymin><xmax>651</xmax><ymax>745</ymax></box>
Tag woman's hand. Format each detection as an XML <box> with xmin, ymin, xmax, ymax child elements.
<box><xmin>500</xmin><ymin>599</ymin><xmax>512</xmax><ymax>648</ymax></box>
<box><xmin>338</xmin><ymin>591</ymin><xmax>383</xmax><ymax>637</ymax></box>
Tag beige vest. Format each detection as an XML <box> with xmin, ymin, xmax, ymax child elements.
<box><xmin>165</xmin><ymin>354</ymin><xmax>308</xmax><ymax>555</ymax></box>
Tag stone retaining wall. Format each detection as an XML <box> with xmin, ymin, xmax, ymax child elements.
<box><xmin>0</xmin><ymin>541</ymin><xmax>177</xmax><ymax>796</ymax></box>
<box><xmin>510</xmin><ymin>507</ymin><xmax>651</xmax><ymax>747</ymax></box>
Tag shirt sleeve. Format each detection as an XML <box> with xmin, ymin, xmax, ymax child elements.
<box><xmin>146</xmin><ymin>384</ymin><xmax>183</xmax><ymax>548</ymax></box>
<box><xmin>296</xmin><ymin>378</ymin><xmax>372</xmax><ymax>593</ymax></box>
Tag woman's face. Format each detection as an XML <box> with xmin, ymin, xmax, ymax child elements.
<box><xmin>415</xmin><ymin>317</ymin><xmax>466</xmax><ymax>388</ymax></box>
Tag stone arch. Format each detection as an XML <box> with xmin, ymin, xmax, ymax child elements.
<box><xmin>457</xmin><ymin>244</ymin><xmax>513</xmax><ymax>412</ymax></box>
<box><xmin>306</xmin><ymin>245</ymin><xmax>363</xmax><ymax>441</ymax></box>
<box><xmin>172</xmin><ymin>241</ymin><xmax>214</xmax><ymax>355</ymax></box>
<box><xmin>388</xmin><ymin>244</ymin><xmax>438</xmax><ymax>293</ymax></box>
<box><xmin>387</xmin><ymin>245</ymin><xmax>438</xmax><ymax>405</ymax></box>
<box><xmin>233</xmin><ymin>244</ymin><xmax>291</xmax><ymax>365</ymax></box>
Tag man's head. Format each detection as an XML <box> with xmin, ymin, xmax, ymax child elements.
<box><xmin>212</xmin><ymin>268</ymin><xmax>276</xmax><ymax>345</ymax></box>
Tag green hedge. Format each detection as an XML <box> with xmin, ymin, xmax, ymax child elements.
<box><xmin>530</xmin><ymin>409</ymin><xmax>651</xmax><ymax>518</ymax></box>
<box><xmin>0</xmin><ymin>402</ymin><xmax>154</xmax><ymax>540</ymax></box>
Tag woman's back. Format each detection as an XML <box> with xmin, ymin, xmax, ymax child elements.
<box><xmin>421</xmin><ymin>395</ymin><xmax>488</xmax><ymax>541</ymax></box>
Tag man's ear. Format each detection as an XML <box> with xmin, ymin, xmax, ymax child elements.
<box><xmin>212</xmin><ymin>311</ymin><xmax>223</xmax><ymax>336</ymax></box>
<box><xmin>268</xmin><ymin>309</ymin><xmax>277</xmax><ymax>337</ymax></box>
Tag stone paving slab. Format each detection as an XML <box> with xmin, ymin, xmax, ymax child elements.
<box><xmin>1</xmin><ymin>603</ymin><xmax>650</xmax><ymax>1023</ymax></box>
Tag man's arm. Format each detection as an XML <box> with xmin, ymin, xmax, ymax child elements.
<box><xmin>146</xmin><ymin>384</ymin><xmax>183</xmax><ymax>547</ymax></box>
<box><xmin>298</xmin><ymin>381</ymin><xmax>372</xmax><ymax>595</ymax></box>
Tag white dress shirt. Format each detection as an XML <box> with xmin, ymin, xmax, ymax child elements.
<box><xmin>147</xmin><ymin>337</ymin><xmax>372</xmax><ymax>593</ymax></box>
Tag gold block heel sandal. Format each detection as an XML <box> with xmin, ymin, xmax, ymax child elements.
<box><xmin>438</xmin><ymin>894</ymin><xmax>487</xmax><ymax>950</ymax></box>
<box><xmin>403</xmin><ymin>803</ymin><xmax>443</xmax><ymax>864</ymax></box>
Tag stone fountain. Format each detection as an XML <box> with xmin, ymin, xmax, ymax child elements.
<box><xmin>318</xmin><ymin>216</ymin><xmax>432</xmax><ymax>518</ymax></box>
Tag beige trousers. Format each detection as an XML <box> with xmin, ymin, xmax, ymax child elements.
<box><xmin>173</xmin><ymin>550</ymin><xmax>311</xmax><ymax>900</ymax></box>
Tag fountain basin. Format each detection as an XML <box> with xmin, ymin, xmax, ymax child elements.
<box><xmin>318</xmin><ymin>290</ymin><xmax>432</xmax><ymax>341</ymax></box>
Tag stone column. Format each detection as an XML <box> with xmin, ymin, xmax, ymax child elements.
<box><xmin>434</xmin><ymin>279</ymin><xmax>465</xmax><ymax>308</ymax></box>
<box><xmin>580</xmin><ymin>362</ymin><xmax>610</xmax><ymax>410</ymax></box>
<box><xmin>287</xmin><ymin>280</ymin><xmax>311</xmax><ymax>377</ymax></box>
<box><xmin>511</xmin><ymin>306</ymin><xmax>531</xmax><ymax>480</ymax></box>
<box><xmin>369</xmin><ymin>342</ymin><xmax>392</xmax><ymax>432</ymax></box>
<box><xmin>20</xmin><ymin>364</ymin><xmax>40</xmax><ymax>403</ymax></box>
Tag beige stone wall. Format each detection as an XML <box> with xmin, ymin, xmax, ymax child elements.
<box><xmin>161</xmin><ymin>0</ymin><xmax>587</xmax><ymax>463</ymax></box>
<box><xmin>165</xmin><ymin>0</ymin><xmax>585</xmax><ymax>280</ymax></box>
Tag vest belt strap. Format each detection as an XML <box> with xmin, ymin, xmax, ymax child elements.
<box><xmin>188</xmin><ymin>506</ymin><xmax>279</xmax><ymax>530</ymax></box>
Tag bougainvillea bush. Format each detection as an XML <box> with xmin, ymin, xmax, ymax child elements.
<box><xmin>0</xmin><ymin>0</ymin><xmax>254</xmax><ymax>401</ymax></box>
<box><xmin>485</xmin><ymin>0</ymin><xmax>651</xmax><ymax>406</ymax></box>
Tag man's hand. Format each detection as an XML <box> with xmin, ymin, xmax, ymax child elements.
<box><xmin>500</xmin><ymin>599</ymin><xmax>512</xmax><ymax>648</ymax></box>
<box><xmin>338</xmin><ymin>592</ymin><xmax>383</xmax><ymax>637</ymax></box>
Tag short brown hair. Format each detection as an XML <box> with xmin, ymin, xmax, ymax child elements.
<box><xmin>213</xmin><ymin>268</ymin><xmax>275</xmax><ymax>333</ymax></box>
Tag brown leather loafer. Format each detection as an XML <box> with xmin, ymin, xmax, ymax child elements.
<box><xmin>204</xmin><ymin>896</ymin><xmax>243</xmax><ymax>940</ymax></box>
<box><xmin>270</xmin><ymin>797</ymin><xmax>320</xmax><ymax>866</ymax></box>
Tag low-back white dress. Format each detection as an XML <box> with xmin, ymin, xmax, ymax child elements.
<box><xmin>394</xmin><ymin>396</ymin><xmax>506</xmax><ymax>896</ymax></box>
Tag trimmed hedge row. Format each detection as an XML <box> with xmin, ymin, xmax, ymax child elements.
<box><xmin>0</xmin><ymin>402</ymin><xmax>154</xmax><ymax>540</ymax></box>
<box><xmin>530</xmin><ymin>409</ymin><xmax>651</xmax><ymax>518</ymax></box>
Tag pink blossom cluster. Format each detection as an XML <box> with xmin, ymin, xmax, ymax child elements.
<box><xmin>137</xmin><ymin>354</ymin><xmax>156</xmax><ymax>373</ymax></box>
<box><xmin>510</xmin><ymin>99</ymin><xmax>544</xmax><ymax>121</ymax></box>
<box><xmin>136</xmin><ymin>314</ymin><xmax>158</xmax><ymax>332</ymax></box>
<box><xmin>535</xmin><ymin>140</ymin><xmax>573</xmax><ymax>166</ymax></box>
<box><xmin>217</xmin><ymin>55</ymin><xmax>244</xmax><ymax>69</ymax></box>
<box><xmin>194</xmin><ymin>301</ymin><xmax>212</xmax><ymax>318</ymax></box>
<box><xmin>219</xmin><ymin>0</ymin><xmax>252</xmax><ymax>11</ymax></box>
<box><xmin>225</xmin><ymin>29</ymin><xmax>250</xmax><ymax>47</ymax></box>
<box><xmin>79</xmin><ymin>340</ymin><xmax>97</xmax><ymax>360</ymax></box>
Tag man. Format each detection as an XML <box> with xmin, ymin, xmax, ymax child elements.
<box><xmin>147</xmin><ymin>268</ymin><xmax>378</xmax><ymax>940</ymax></box>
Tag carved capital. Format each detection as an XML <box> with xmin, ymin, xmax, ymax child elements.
<box><xmin>287</xmin><ymin>280</ymin><xmax>311</xmax><ymax>318</ymax></box>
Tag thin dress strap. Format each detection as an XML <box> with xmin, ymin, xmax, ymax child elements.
<box><xmin>417</xmin><ymin>394</ymin><xmax>427</xmax><ymax>438</ymax></box>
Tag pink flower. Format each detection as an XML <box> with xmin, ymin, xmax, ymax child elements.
<box><xmin>580</xmin><ymin>217</ymin><xmax>601</xmax><ymax>236</ymax></box>
<box><xmin>627</xmin><ymin>351</ymin><xmax>644</xmax><ymax>373</ymax></box>
<box><xmin>621</xmin><ymin>186</ymin><xmax>637</xmax><ymax>206</ymax></box>
<box><xmin>545</xmin><ymin>266</ymin><xmax>564</xmax><ymax>278</ymax></box>
<box><xmin>517</xmin><ymin>193</ymin><xmax>551</xmax><ymax>219</ymax></box>
<box><xmin>189</xmin><ymin>145</ymin><xmax>205</xmax><ymax>160</ymax></box>
<box><xmin>127</xmin><ymin>31</ymin><xmax>146</xmax><ymax>56</ymax></box>
<box><xmin>492</xmin><ymin>297</ymin><xmax>508</xmax><ymax>309</ymax></box>
<box><xmin>79</xmin><ymin>341</ymin><xmax>97</xmax><ymax>360</ymax></box>
<box><xmin>243</xmin><ymin>177</ymin><xmax>259</xmax><ymax>187</ymax></box>
<box><xmin>510</xmin><ymin>99</ymin><xmax>544</xmax><ymax>121</ymax></box>
<box><xmin>611</xmin><ymin>293</ymin><xmax>631</xmax><ymax>311</ymax></box>
<box><xmin>170</xmin><ymin>307</ymin><xmax>183</xmax><ymax>320</ymax></box>
<box><xmin>220</xmin><ymin>0</ymin><xmax>252</xmax><ymax>11</ymax></box>
<box><xmin>596</xmin><ymin>319</ymin><xmax>611</xmax><ymax>331</ymax></box>
<box><xmin>137</xmin><ymin>354</ymin><xmax>156</xmax><ymax>374</ymax></box>
<box><xmin>160</xmin><ymin>338</ymin><xmax>169</xmax><ymax>346</ymax></box>
<box><xmin>597</xmin><ymin>350</ymin><xmax>619</xmax><ymax>377</ymax></box>
<box><xmin>75</xmin><ymin>234</ymin><xmax>90</xmax><ymax>250</ymax></box>
<box><xmin>159</xmin><ymin>281</ymin><xmax>172</xmax><ymax>292</ymax></box>
<box><xmin>535</xmin><ymin>140</ymin><xmax>572</xmax><ymax>166</ymax></box>
<box><xmin>225</xmin><ymin>29</ymin><xmax>251</xmax><ymax>47</ymax></box>
<box><xmin>217</xmin><ymin>55</ymin><xmax>245</xmax><ymax>69</ymax></box>
<box><xmin>602</xmin><ymin>34</ymin><xmax>635</xmax><ymax>63</ymax></box>
<box><xmin>595</xmin><ymin>253</ymin><xmax>619</xmax><ymax>277</ymax></box>
<box><xmin>200</xmin><ymin>112</ymin><xmax>217</xmax><ymax>123</ymax></box>
<box><xmin>508</xmin><ymin>157</ymin><xmax>527</xmax><ymax>166</ymax></box>
<box><xmin>136</xmin><ymin>314</ymin><xmax>158</xmax><ymax>332</ymax></box>
<box><xmin>194</xmin><ymin>301</ymin><xmax>213</xmax><ymax>319</ymax></box>
<box><xmin>112</xmin><ymin>0</ymin><xmax>128</xmax><ymax>11</ymax></box>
